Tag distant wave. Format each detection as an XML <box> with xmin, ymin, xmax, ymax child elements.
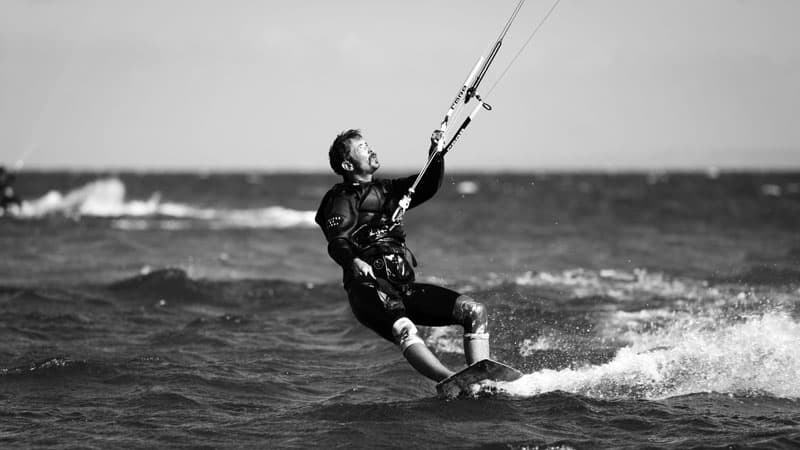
<box><xmin>13</xmin><ymin>177</ymin><xmax>317</xmax><ymax>229</ymax></box>
<box><xmin>712</xmin><ymin>265</ymin><xmax>800</xmax><ymax>286</ymax></box>
<box><xmin>514</xmin><ymin>268</ymin><xmax>714</xmax><ymax>300</ymax></box>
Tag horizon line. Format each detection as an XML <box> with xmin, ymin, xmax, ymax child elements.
<box><xmin>9</xmin><ymin>166</ymin><xmax>800</xmax><ymax>175</ymax></box>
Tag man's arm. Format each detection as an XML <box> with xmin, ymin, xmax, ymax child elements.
<box><xmin>315</xmin><ymin>190</ymin><xmax>375</xmax><ymax>279</ymax></box>
<box><xmin>389</xmin><ymin>130</ymin><xmax>446</xmax><ymax>209</ymax></box>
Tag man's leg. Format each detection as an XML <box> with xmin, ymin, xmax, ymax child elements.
<box><xmin>392</xmin><ymin>317</ymin><xmax>453</xmax><ymax>382</ymax></box>
<box><xmin>453</xmin><ymin>296</ymin><xmax>490</xmax><ymax>365</ymax></box>
<box><xmin>347</xmin><ymin>282</ymin><xmax>454</xmax><ymax>382</ymax></box>
<box><xmin>403</xmin><ymin>284</ymin><xmax>492</xmax><ymax>367</ymax></box>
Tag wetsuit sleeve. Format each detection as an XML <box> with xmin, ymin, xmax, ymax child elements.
<box><xmin>387</xmin><ymin>150</ymin><xmax>444</xmax><ymax>209</ymax></box>
<box><xmin>315</xmin><ymin>190</ymin><xmax>359</xmax><ymax>267</ymax></box>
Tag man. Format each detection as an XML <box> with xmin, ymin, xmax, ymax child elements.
<box><xmin>315</xmin><ymin>129</ymin><xmax>490</xmax><ymax>382</ymax></box>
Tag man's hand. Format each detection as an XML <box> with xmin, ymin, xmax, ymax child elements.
<box><xmin>430</xmin><ymin>129</ymin><xmax>445</xmax><ymax>152</ymax></box>
<box><xmin>352</xmin><ymin>257</ymin><xmax>375</xmax><ymax>279</ymax></box>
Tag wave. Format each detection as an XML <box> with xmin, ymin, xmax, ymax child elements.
<box><xmin>512</xmin><ymin>267</ymin><xmax>800</xmax><ymax>306</ymax></box>
<box><xmin>108</xmin><ymin>267</ymin><xmax>213</xmax><ymax>303</ymax></box>
<box><xmin>714</xmin><ymin>265</ymin><xmax>800</xmax><ymax>286</ymax></box>
<box><xmin>501</xmin><ymin>312</ymin><xmax>800</xmax><ymax>400</ymax></box>
<box><xmin>13</xmin><ymin>177</ymin><xmax>316</xmax><ymax>229</ymax></box>
<box><xmin>0</xmin><ymin>356</ymin><xmax>115</xmax><ymax>379</ymax></box>
<box><xmin>424</xmin><ymin>268</ymin><xmax>800</xmax><ymax>400</ymax></box>
<box><xmin>514</xmin><ymin>268</ymin><xmax>716</xmax><ymax>301</ymax></box>
<box><xmin>104</xmin><ymin>267</ymin><xmax>340</xmax><ymax>309</ymax></box>
<box><xmin>123</xmin><ymin>390</ymin><xmax>201</xmax><ymax>409</ymax></box>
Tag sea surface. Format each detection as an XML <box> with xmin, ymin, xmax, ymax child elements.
<box><xmin>1</xmin><ymin>171</ymin><xmax>799</xmax><ymax>449</ymax></box>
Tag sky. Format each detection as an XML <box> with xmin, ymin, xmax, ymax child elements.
<box><xmin>1</xmin><ymin>0</ymin><xmax>799</xmax><ymax>172</ymax></box>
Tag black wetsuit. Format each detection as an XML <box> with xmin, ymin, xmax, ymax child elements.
<box><xmin>316</xmin><ymin>153</ymin><xmax>467</xmax><ymax>342</ymax></box>
<box><xmin>0</xmin><ymin>170</ymin><xmax>21</xmax><ymax>214</ymax></box>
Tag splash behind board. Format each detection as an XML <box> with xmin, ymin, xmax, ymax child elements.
<box><xmin>436</xmin><ymin>359</ymin><xmax>522</xmax><ymax>399</ymax></box>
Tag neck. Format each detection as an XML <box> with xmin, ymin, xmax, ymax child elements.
<box><xmin>346</xmin><ymin>173</ymin><xmax>373</xmax><ymax>184</ymax></box>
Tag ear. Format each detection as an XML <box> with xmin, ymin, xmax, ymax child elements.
<box><xmin>341</xmin><ymin>160</ymin><xmax>354</xmax><ymax>172</ymax></box>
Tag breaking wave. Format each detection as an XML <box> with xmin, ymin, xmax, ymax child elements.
<box><xmin>503</xmin><ymin>312</ymin><xmax>800</xmax><ymax>400</ymax></box>
<box><xmin>13</xmin><ymin>177</ymin><xmax>316</xmax><ymax>229</ymax></box>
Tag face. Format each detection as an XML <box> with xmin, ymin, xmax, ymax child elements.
<box><xmin>344</xmin><ymin>137</ymin><xmax>380</xmax><ymax>175</ymax></box>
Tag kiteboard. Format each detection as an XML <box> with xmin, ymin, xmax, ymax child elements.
<box><xmin>436</xmin><ymin>359</ymin><xmax>522</xmax><ymax>399</ymax></box>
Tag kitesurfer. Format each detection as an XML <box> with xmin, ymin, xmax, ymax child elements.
<box><xmin>0</xmin><ymin>166</ymin><xmax>22</xmax><ymax>216</ymax></box>
<box><xmin>315</xmin><ymin>129</ymin><xmax>491</xmax><ymax>382</ymax></box>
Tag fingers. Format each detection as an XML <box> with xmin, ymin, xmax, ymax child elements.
<box><xmin>430</xmin><ymin>130</ymin><xmax>444</xmax><ymax>143</ymax></box>
<box><xmin>353</xmin><ymin>258</ymin><xmax>376</xmax><ymax>279</ymax></box>
<box><xmin>358</xmin><ymin>265</ymin><xmax>375</xmax><ymax>279</ymax></box>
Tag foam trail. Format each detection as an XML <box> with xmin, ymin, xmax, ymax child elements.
<box><xmin>503</xmin><ymin>312</ymin><xmax>800</xmax><ymax>400</ymax></box>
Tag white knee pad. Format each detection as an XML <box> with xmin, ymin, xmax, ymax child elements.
<box><xmin>464</xmin><ymin>332</ymin><xmax>490</xmax><ymax>341</ymax></box>
<box><xmin>391</xmin><ymin>317</ymin><xmax>425</xmax><ymax>353</ymax></box>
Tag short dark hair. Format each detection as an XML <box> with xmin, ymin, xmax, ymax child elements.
<box><xmin>329</xmin><ymin>129</ymin><xmax>362</xmax><ymax>176</ymax></box>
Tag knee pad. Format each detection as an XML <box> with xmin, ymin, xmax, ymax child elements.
<box><xmin>464</xmin><ymin>331</ymin><xmax>490</xmax><ymax>342</ymax></box>
<box><xmin>391</xmin><ymin>317</ymin><xmax>425</xmax><ymax>353</ymax></box>
<box><xmin>456</xmin><ymin>299</ymin><xmax>488</xmax><ymax>335</ymax></box>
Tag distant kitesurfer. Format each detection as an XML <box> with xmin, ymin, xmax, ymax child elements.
<box><xmin>0</xmin><ymin>166</ymin><xmax>22</xmax><ymax>216</ymax></box>
<box><xmin>316</xmin><ymin>129</ymin><xmax>490</xmax><ymax>382</ymax></box>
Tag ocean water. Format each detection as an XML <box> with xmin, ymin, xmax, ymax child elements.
<box><xmin>1</xmin><ymin>171</ymin><xmax>799</xmax><ymax>449</ymax></box>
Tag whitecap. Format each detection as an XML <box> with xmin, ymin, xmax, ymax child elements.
<box><xmin>502</xmin><ymin>312</ymin><xmax>800</xmax><ymax>400</ymax></box>
<box><xmin>14</xmin><ymin>177</ymin><xmax>317</xmax><ymax>230</ymax></box>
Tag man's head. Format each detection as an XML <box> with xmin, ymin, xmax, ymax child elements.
<box><xmin>329</xmin><ymin>129</ymin><xmax>380</xmax><ymax>180</ymax></box>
